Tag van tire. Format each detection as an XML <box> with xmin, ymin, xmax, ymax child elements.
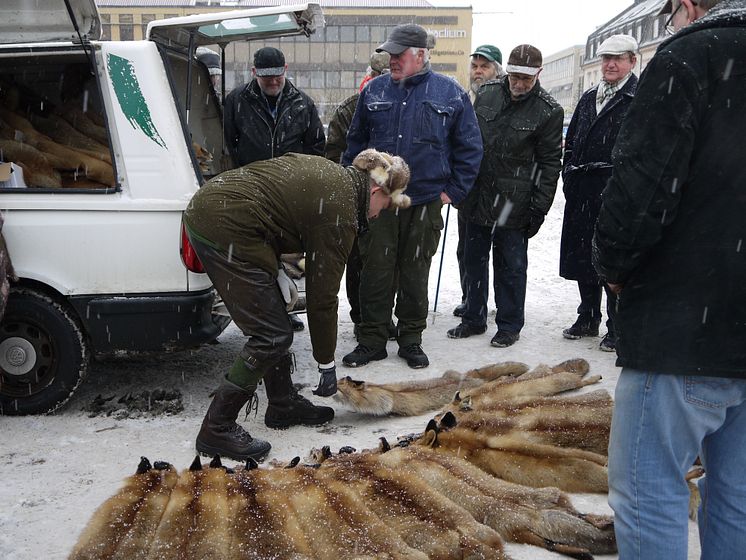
<box><xmin>0</xmin><ymin>288</ymin><xmax>89</xmax><ymax>415</ymax></box>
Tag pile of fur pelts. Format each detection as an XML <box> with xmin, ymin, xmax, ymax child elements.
<box><xmin>70</xmin><ymin>359</ymin><xmax>626</xmax><ymax>560</ymax></box>
<box><xmin>0</xmin><ymin>88</ymin><xmax>114</xmax><ymax>189</ymax></box>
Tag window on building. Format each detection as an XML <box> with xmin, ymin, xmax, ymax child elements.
<box><xmin>141</xmin><ymin>14</ymin><xmax>155</xmax><ymax>40</ymax></box>
<box><xmin>326</xmin><ymin>26</ymin><xmax>339</xmax><ymax>42</ymax></box>
<box><xmin>340</xmin><ymin>26</ymin><xmax>355</xmax><ymax>42</ymax></box>
<box><xmin>357</xmin><ymin>26</ymin><xmax>370</xmax><ymax>42</ymax></box>
<box><xmin>101</xmin><ymin>13</ymin><xmax>111</xmax><ymax>40</ymax></box>
<box><xmin>295</xmin><ymin>41</ymin><xmax>310</xmax><ymax>64</ymax></box>
<box><xmin>296</xmin><ymin>73</ymin><xmax>311</xmax><ymax>88</ymax></box>
<box><xmin>371</xmin><ymin>26</ymin><xmax>386</xmax><ymax>43</ymax></box>
<box><xmin>119</xmin><ymin>13</ymin><xmax>134</xmax><ymax>41</ymax></box>
<box><xmin>326</xmin><ymin>71</ymin><xmax>340</xmax><ymax>88</ymax></box>
<box><xmin>325</xmin><ymin>42</ymin><xmax>340</xmax><ymax>63</ymax></box>
<box><xmin>311</xmin><ymin>71</ymin><xmax>324</xmax><ymax>89</ymax></box>
<box><xmin>341</xmin><ymin>71</ymin><xmax>355</xmax><ymax>89</ymax></box>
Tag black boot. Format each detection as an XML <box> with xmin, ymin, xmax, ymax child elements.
<box><xmin>196</xmin><ymin>380</ymin><xmax>271</xmax><ymax>462</ymax></box>
<box><xmin>263</xmin><ymin>354</ymin><xmax>334</xmax><ymax>429</ymax></box>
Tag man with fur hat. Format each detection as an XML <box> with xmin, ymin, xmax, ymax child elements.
<box><xmin>449</xmin><ymin>44</ymin><xmax>563</xmax><ymax>348</ymax></box>
<box><xmin>341</xmin><ymin>23</ymin><xmax>483</xmax><ymax>369</ymax></box>
<box><xmin>183</xmin><ymin>150</ymin><xmax>410</xmax><ymax>462</ymax></box>
<box><xmin>594</xmin><ymin>0</ymin><xmax>746</xmax><ymax>556</ymax></box>
<box><xmin>559</xmin><ymin>34</ymin><xmax>638</xmax><ymax>352</ymax></box>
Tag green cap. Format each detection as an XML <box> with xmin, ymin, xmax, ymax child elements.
<box><xmin>471</xmin><ymin>44</ymin><xmax>502</xmax><ymax>65</ymax></box>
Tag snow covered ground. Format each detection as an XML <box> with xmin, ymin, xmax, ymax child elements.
<box><xmin>0</xmin><ymin>188</ymin><xmax>701</xmax><ymax>559</ymax></box>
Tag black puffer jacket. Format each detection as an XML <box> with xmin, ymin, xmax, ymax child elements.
<box><xmin>593</xmin><ymin>0</ymin><xmax>746</xmax><ymax>378</ymax></box>
<box><xmin>559</xmin><ymin>75</ymin><xmax>637</xmax><ymax>282</ymax></box>
<box><xmin>459</xmin><ymin>77</ymin><xmax>563</xmax><ymax>229</ymax></box>
<box><xmin>224</xmin><ymin>79</ymin><xmax>325</xmax><ymax>166</ymax></box>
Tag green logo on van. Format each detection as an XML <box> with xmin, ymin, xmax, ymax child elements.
<box><xmin>107</xmin><ymin>54</ymin><xmax>166</xmax><ymax>148</ymax></box>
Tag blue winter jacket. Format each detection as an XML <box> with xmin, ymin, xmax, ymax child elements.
<box><xmin>341</xmin><ymin>68</ymin><xmax>483</xmax><ymax>206</ymax></box>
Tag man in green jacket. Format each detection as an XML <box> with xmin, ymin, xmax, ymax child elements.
<box><xmin>183</xmin><ymin>150</ymin><xmax>410</xmax><ymax>462</ymax></box>
<box><xmin>448</xmin><ymin>44</ymin><xmax>563</xmax><ymax>347</ymax></box>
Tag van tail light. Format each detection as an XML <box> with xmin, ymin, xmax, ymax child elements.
<box><xmin>180</xmin><ymin>222</ymin><xmax>205</xmax><ymax>273</ymax></box>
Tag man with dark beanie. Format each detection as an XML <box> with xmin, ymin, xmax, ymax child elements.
<box><xmin>184</xmin><ymin>150</ymin><xmax>410</xmax><ymax>462</ymax></box>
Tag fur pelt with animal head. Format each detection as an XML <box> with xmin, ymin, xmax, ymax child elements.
<box><xmin>69</xmin><ymin>360</ymin><xmax>627</xmax><ymax>560</ymax></box>
<box><xmin>352</xmin><ymin>148</ymin><xmax>411</xmax><ymax>209</ymax></box>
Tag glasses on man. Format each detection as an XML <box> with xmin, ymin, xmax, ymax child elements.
<box><xmin>665</xmin><ymin>0</ymin><xmax>697</xmax><ymax>35</ymax></box>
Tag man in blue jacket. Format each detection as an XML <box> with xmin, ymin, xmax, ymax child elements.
<box><xmin>341</xmin><ymin>23</ymin><xmax>482</xmax><ymax>369</ymax></box>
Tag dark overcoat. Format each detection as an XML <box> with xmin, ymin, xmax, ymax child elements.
<box><xmin>223</xmin><ymin>79</ymin><xmax>325</xmax><ymax>167</ymax></box>
<box><xmin>559</xmin><ymin>75</ymin><xmax>637</xmax><ymax>281</ymax></box>
<box><xmin>593</xmin><ymin>0</ymin><xmax>746</xmax><ymax>378</ymax></box>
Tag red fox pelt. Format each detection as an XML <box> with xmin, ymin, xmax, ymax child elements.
<box><xmin>334</xmin><ymin>358</ymin><xmax>598</xmax><ymax>417</ymax></box>
<box><xmin>70</xmin><ymin>449</ymin><xmax>615</xmax><ymax>560</ymax></box>
<box><xmin>334</xmin><ymin>361</ymin><xmax>530</xmax><ymax>415</ymax></box>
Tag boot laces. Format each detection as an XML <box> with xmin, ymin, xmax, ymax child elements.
<box><xmin>242</xmin><ymin>392</ymin><xmax>259</xmax><ymax>421</ymax></box>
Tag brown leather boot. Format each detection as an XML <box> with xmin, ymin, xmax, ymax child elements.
<box><xmin>196</xmin><ymin>380</ymin><xmax>271</xmax><ymax>462</ymax></box>
<box><xmin>263</xmin><ymin>354</ymin><xmax>334</xmax><ymax>429</ymax></box>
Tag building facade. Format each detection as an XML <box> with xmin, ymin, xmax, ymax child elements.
<box><xmin>541</xmin><ymin>45</ymin><xmax>584</xmax><ymax>122</ymax></box>
<box><xmin>582</xmin><ymin>0</ymin><xmax>668</xmax><ymax>90</ymax></box>
<box><xmin>97</xmin><ymin>0</ymin><xmax>472</xmax><ymax>120</ymax></box>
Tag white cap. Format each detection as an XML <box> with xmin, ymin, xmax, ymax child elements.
<box><xmin>597</xmin><ymin>34</ymin><xmax>639</xmax><ymax>56</ymax></box>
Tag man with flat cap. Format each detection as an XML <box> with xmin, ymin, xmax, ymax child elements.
<box><xmin>223</xmin><ymin>46</ymin><xmax>325</xmax><ymax>167</ymax></box>
<box><xmin>341</xmin><ymin>23</ymin><xmax>482</xmax><ymax>370</ymax></box>
<box><xmin>449</xmin><ymin>44</ymin><xmax>563</xmax><ymax>348</ymax></box>
<box><xmin>453</xmin><ymin>44</ymin><xmax>505</xmax><ymax>319</ymax></box>
<box><xmin>559</xmin><ymin>34</ymin><xmax>638</xmax><ymax>353</ymax></box>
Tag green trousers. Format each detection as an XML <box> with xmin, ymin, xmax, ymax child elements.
<box><xmin>357</xmin><ymin>199</ymin><xmax>443</xmax><ymax>348</ymax></box>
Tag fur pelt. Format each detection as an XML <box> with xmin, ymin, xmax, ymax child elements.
<box><xmin>70</xmin><ymin>447</ymin><xmax>615</xmax><ymax>560</ymax></box>
<box><xmin>335</xmin><ymin>361</ymin><xmax>530</xmax><ymax>416</ymax></box>
<box><xmin>70</xmin><ymin>361</ymin><xmax>623</xmax><ymax>560</ymax></box>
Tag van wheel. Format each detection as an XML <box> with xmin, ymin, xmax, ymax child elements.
<box><xmin>0</xmin><ymin>288</ymin><xmax>89</xmax><ymax>415</ymax></box>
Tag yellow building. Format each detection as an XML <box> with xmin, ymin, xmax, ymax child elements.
<box><xmin>97</xmin><ymin>1</ymin><xmax>473</xmax><ymax>119</ymax></box>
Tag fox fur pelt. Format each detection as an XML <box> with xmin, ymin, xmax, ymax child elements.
<box><xmin>70</xmin><ymin>449</ymin><xmax>615</xmax><ymax>560</ymax></box>
<box><xmin>334</xmin><ymin>360</ymin><xmax>530</xmax><ymax>415</ymax></box>
<box><xmin>69</xmin><ymin>360</ymin><xmax>625</xmax><ymax>560</ymax></box>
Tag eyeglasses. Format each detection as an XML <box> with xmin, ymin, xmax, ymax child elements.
<box><xmin>665</xmin><ymin>0</ymin><xmax>697</xmax><ymax>35</ymax></box>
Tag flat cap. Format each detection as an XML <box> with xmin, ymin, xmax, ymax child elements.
<box><xmin>597</xmin><ymin>34</ymin><xmax>639</xmax><ymax>56</ymax></box>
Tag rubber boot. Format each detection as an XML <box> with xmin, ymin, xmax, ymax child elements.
<box><xmin>263</xmin><ymin>354</ymin><xmax>334</xmax><ymax>429</ymax></box>
<box><xmin>196</xmin><ymin>379</ymin><xmax>271</xmax><ymax>462</ymax></box>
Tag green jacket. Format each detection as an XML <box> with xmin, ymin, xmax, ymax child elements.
<box><xmin>460</xmin><ymin>77</ymin><xmax>563</xmax><ymax>229</ymax></box>
<box><xmin>324</xmin><ymin>92</ymin><xmax>359</xmax><ymax>164</ymax></box>
<box><xmin>184</xmin><ymin>153</ymin><xmax>369</xmax><ymax>363</ymax></box>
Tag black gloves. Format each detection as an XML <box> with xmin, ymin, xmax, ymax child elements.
<box><xmin>312</xmin><ymin>366</ymin><xmax>338</xmax><ymax>397</ymax></box>
<box><xmin>526</xmin><ymin>212</ymin><xmax>545</xmax><ymax>238</ymax></box>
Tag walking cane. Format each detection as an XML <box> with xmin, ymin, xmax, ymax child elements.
<box><xmin>433</xmin><ymin>203</ymin><xmax>451</xmax><ymax>313</ymax></box>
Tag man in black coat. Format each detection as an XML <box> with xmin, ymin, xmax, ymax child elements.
<box><xmin>559</xmin><ymin>35</ymin><xmax>638</xmax><ymax>352</ymax></box>
<box><xmin>593</xmin><ymin>0</ymin><xmax>746</xmax><ymax>557</ymax></box>
<box><xmin>223</xmin><ymin>47</ymin><xmax>325</xmax><ymax>167</ymax></box>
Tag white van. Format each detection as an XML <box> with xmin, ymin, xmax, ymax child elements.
<box><xmin>0</xmin><ymin>0</ymin><xmax>323</xmax><ymax>414</ymax></box>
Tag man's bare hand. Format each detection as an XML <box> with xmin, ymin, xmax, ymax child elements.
<box><xmin>608</xmin><ymin>283</ymin><xmax>623</xmax><ymax>295</ymax></box>
<box><xmin>440</xmin><ymin>192</ymin><xmax>452</xmax><ymax>205</ymax></box>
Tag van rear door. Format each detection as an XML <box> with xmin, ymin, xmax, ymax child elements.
<box><xmin>0</xmin><ymin>0</ymin><xmax>100</xmax><ymax>44</ymax></box>
<box><xmin>146</xmin><ymin>3</ymin><xmax>324</xmax><ymax>50</ymax></box>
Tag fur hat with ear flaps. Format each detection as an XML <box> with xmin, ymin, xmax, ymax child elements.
<box><xmin>352</xmin><ymin>149</ymin><xmax>412</xmax><ymax>209</ymax></box>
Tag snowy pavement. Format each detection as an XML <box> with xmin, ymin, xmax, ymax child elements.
<box><xmin>0</xmin><ymin>188</ymin><xmax>701</xmax><ymax>559</ymax></box>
